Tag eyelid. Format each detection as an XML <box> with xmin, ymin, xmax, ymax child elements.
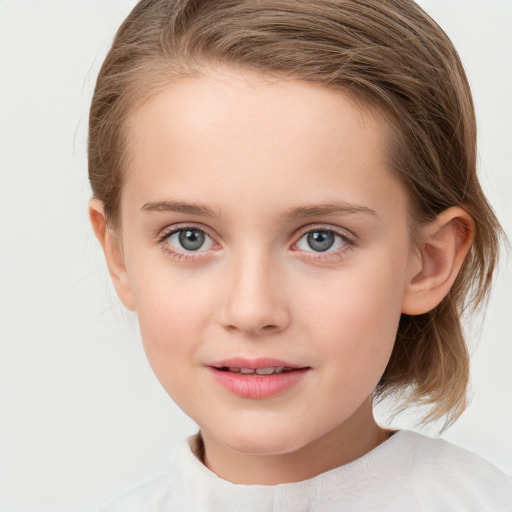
<box><xmin>292</xmin><ymin>223</ymin><xmax>357</xmax><ymax>245</ymax></box>
<box><xmin>154</xmin><ymin>222</ymin><xmax>356</xmax><ymax>263</ymax></box>
<box><xmin>156</xmin><ymin>223</ymin><xmax>222</xmax><ymax>263</ymax></box>
<box><xmin>289</xmin><ymin>224</ymin><xmax>358</xmax><ymax>262</ymax></box>
<box><xmin>156</xmin><ymin>222</ymin><xmax>219</xmax><ymax>245</ymax></box>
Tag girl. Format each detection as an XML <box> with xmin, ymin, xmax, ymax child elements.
<box><xmin>88</xmin><ymin>0</ymin><xmax>512</xmax><ymax>510</ymax></box>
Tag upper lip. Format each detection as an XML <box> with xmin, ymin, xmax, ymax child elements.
<box><xmin>206</xmin><ymin>357</ymin><xmax>308</xmax><ymax>370</ymax></box>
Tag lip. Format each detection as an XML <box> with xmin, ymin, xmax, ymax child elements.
<box><xmin>206</xmin><ymin>358</ymin><xmax>310</xmax><ymax>399</ymax></box>
<box><xmin>207</xmin><ymin>357</ymin><xmax>305</xmax><ymax>370</ymax></box>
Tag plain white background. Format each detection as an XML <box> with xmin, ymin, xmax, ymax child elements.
<box><xmin>0</xmin><ymin>1</ymin><xmax>511</xmax><ymax>510</ymax></box>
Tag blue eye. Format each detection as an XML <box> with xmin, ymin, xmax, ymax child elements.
<box><xmin>296</xmin><ymin>230</ymin><xmax>349</xmax><ymax>253</ymax></box>
<box><xmin>165</xmin><ymin>228</ymin><xmax>214</xmax><ymax>252</ymax></box>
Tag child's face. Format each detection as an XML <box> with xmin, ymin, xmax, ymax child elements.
<box><xmin>115</xmin><ymin>69</ymin><xmax>420</xmax><ymax>460</ymax></box>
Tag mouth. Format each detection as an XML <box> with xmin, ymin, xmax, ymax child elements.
<box><xmin>214</xmin><ymin>366</ymin><xmax>299</xmax><ymax>375</ymax></box>
<box><xmin>206</xmin><ymin>358</ymin><xmax>310</xmax><ymax>398</ymax></box>
<box><xmin>207</xmin><ymin>357</ymin><xmax>309</xmax><ymax>374</ymax></box>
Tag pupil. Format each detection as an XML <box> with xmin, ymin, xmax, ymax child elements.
<box><xmin>307</xmin><ymin>231</ymin><xmax>334</xmax><ymax>252</ymax></box>
<box><xmin>179</xmin><ymin>229</ymin><xmax>205</xmax><ymax>251</ymax></box>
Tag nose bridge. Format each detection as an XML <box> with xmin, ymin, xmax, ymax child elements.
<box><xmin>219</xmin><ymin>243</ymin><xmax>289</xmax><ymax>336</ymax></box>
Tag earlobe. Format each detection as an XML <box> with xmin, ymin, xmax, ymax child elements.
<box><xmin>401</xmin><ymin>207</ymin><xmax>474</xmax><ymax>315</ymax></box>
<box><xmin>88</xmin><ymin>198</ymin><xmax>136</xmax><ymax>311</ymax></box>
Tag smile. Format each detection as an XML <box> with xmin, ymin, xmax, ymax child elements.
<box><xmin>216</xmin><ymin>366</ymin><xmax>295</xmax><ymax>375</ymax></box>
<box><xmin>207</xmin><ymin>359</ymin><xmax>310</xmax><ymax>399</ymax></box>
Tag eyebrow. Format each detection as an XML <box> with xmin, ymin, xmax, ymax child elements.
<box><xmin>279</xmin><ymin>202</ymin><xmax>377</xmax><ymax>224</ymax></box>
<box><xmin>141</xmin><ymin>200</ymin><xmax>219</xmax><ymax>218</ymax></box>
<box><xmin>141</xmin><ymin>199</ymin><xmax>376</xmax><ymax>221</ymax></box>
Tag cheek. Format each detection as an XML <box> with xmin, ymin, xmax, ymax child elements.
<box><xmin>128</xmin><ymin>266</ymin><xmax>216</xmax><ymax>383</ymax></box>
<box><xmin>125</xmin><ymin>243</ymin><xmax>214</xmax><ymax>340</ymax></box>
<box><xmin>136</xmin><ymin>277</ymin><xmax>213</xmax><ymax>348</ymax></box>
<box><xmin>302</xmin><ymin>261</ymin><xmax>407</xmax><ymax>379</ymax></box>
<box><xmin>135</xmin><ymin>293</ymin><xmax>209</xmax><ymax>408</ymax></box>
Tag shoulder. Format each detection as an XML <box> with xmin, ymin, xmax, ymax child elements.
<box><xmin>98</xmin><ymin>473</ymin><xmax>173</xmax><ymax>512</ymax></box>
<box><xmin>401</xmin><ymin>430</ymin><xmax>510</xmax><ymax>484</ymax></box>
<box><xmin>97</xmin><ymin>436</ymin><xmax>201</xmax><ymax>512</ymax></box>
<box><xmin>388</xmin><ymin>430</ymin><xmax>512</xmax><ymax>510</ymax></box>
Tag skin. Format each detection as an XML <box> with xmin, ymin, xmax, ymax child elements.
<box><xmin>90</xmin><ymin>67</ymin><xmax>473</xmax><ymax>485</ymax></box>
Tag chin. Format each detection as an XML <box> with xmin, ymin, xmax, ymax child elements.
<box><xmin>216</xmin><ymin>423</ymin><xmax>315</xmax><ymax>457</ymax></box>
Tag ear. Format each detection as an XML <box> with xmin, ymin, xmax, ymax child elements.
<box><xmin>88</xmin><ymin>198</ymin><xmax>136</xmax><ymax>311</ymax></box>
<box><xmin>401</xmin><ymin>206</ymin><xmax>474</xmax><ymax>315</ymax></box>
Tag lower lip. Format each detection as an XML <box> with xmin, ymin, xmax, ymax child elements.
<box><xmin>208</xmin><ymin>368</ymin><xmax>309</xmax><ymax>399</ymax></box>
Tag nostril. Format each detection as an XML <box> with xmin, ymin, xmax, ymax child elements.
<box><xmin>218</xmin><ymin>291</ymin><xmax>291</xmax><ymax>335</ymax></box>
<box><xmin>222</xmin><ymin>322</ymin><xmax>282</xmax><ymax>335</ymax></box>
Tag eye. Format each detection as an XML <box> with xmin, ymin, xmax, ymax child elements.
<box><xmin>165</xmin><ymin>228</ymin><xmax>214</xmax><ymax>252</ymax></box>
<box><xmin>295</xmin><ymin>229</ymin><xmax>350</xmax><ymax>253</ymax></box>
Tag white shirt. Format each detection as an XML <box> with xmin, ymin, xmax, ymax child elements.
<box><xmin>99</xmin><ymin>430</ymin><xmax>512</xmax><ymax>511</ymax></box>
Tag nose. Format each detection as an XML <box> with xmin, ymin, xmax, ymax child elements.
<box><xmin>218</xmin><ymin>249</ymin><xmax>290</xmax><ymax>337</ymax></box>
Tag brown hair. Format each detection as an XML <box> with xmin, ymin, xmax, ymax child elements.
<box><xmin>88</xmin><ymin>0</ymin><xmax>503</xmax><ymax>426</ymax></box>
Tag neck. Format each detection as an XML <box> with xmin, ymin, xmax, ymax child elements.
<box><xmin>199</xmin><ymin>397</ymin><xmax>391</xmax><ymax>485</ymax></box>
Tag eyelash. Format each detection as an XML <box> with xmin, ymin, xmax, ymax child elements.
<box><xmin>156</xmin><ymin>224</ymin><xmax>356</xmax><ymax>263</ymax></box>
<box><xmin>156</xmin><ymin>223</ymin><xmax>219</xmax><ymax>262</ymax></box>
<box><xmin>292</xmin><ymin>224</ymin><xmax>356</xmax><ymax>262</ymax></box>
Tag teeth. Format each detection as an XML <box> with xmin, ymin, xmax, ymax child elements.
<box><xmin>238</xmin><ymin>366</ymin><xmax>291</xmax><ymax>375</ymax></box>
<box><xmin>220</xmin><ymin>366</ymin><xmax>297</xmax><ymax>375</ymax></box>
<box><xmin>255</xmin><ymin>367</ymin><xmax>275</xmax><ymax>375</ymax></box>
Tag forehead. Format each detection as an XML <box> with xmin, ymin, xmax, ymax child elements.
<box><xmin>121</xmin><ymin>68</ymin><xmax>406</xmax><ymax>224</ymax></box>
<box><xmin>126</xmin><ymin>68</ymin><xmax>384</xmax><ymax>157</ymax></box>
